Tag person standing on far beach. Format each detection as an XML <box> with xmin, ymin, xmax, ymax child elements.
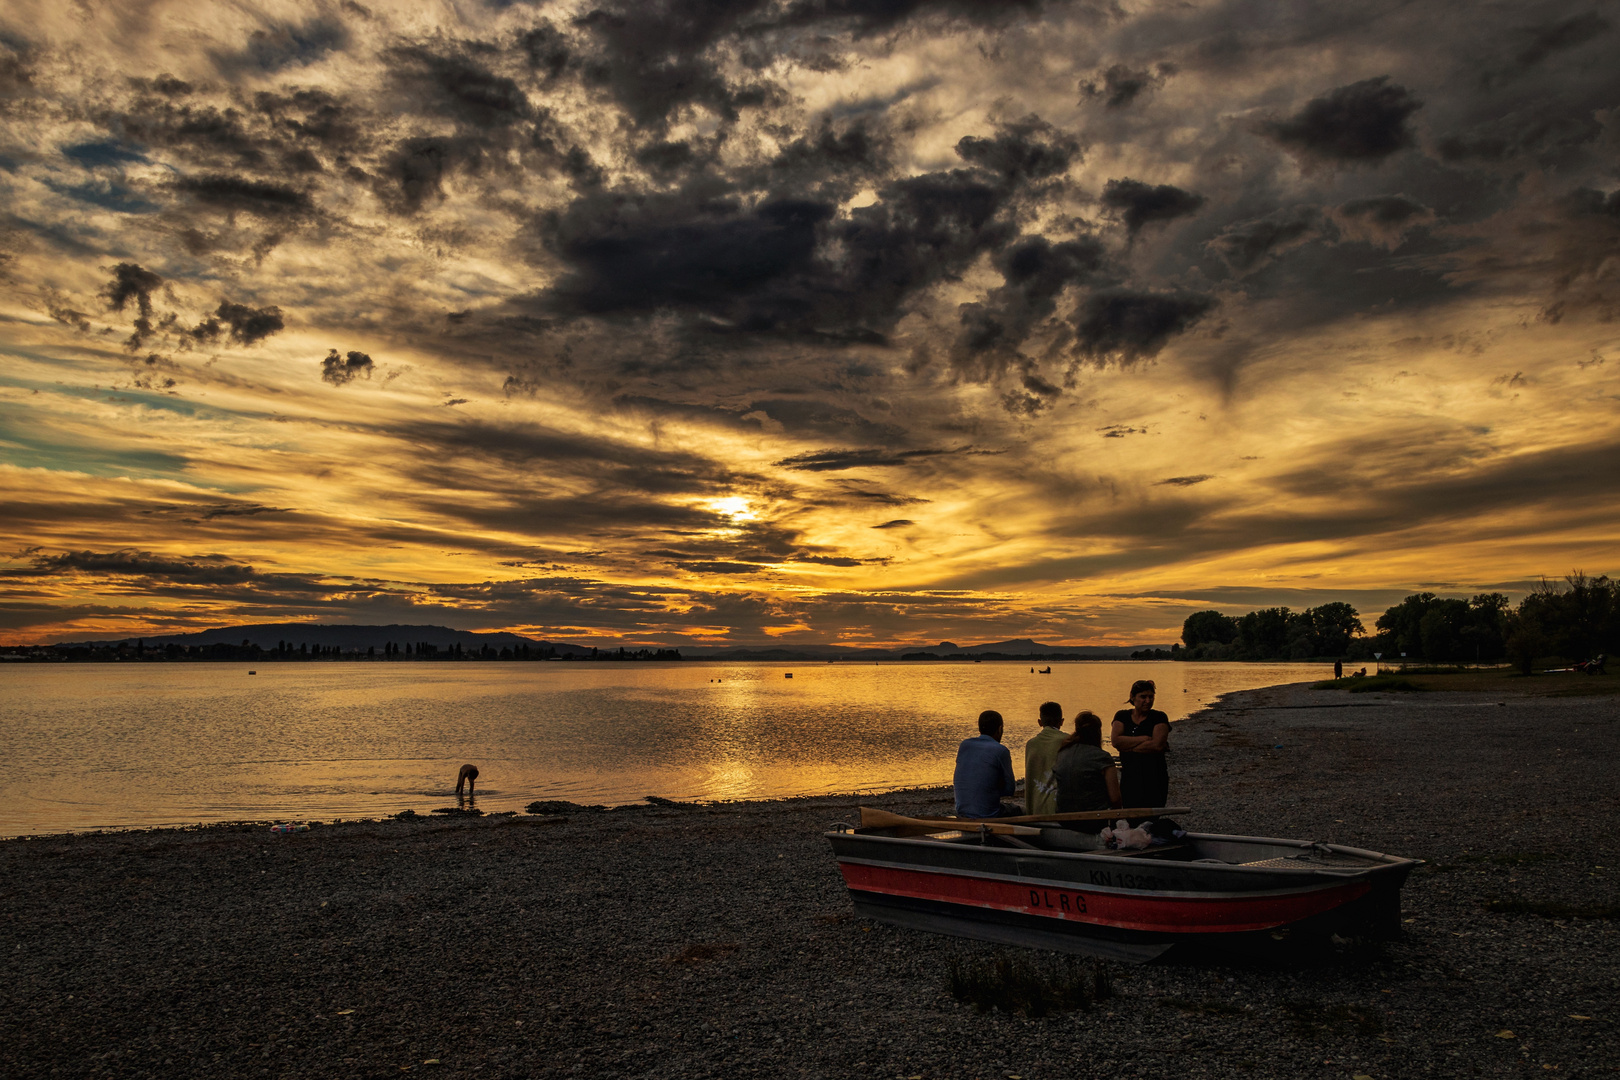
<box><xmin>1023</xmin><ymin>701</ymin><xmax>1067</xmax><ymax>816</ymax></box>
<box><xmin>1111</xmin><ymin>680</ymin><xmax>1169</xmax><ymax>812</ymax></box>
<box><xmin>456</xmin><ymin>763</ymin><xmax>479</xmax><ymax>799</ymax></box>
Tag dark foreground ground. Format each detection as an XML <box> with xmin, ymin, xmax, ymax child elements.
<box><xmin>3</xmin><ymin>681</ymin><xmax>1617</xmax><ymax>1080</ymax></box>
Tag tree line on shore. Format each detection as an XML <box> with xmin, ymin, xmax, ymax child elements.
<box><xmin>1133</xmin><ymin>572</ymin><xmax>1617</xmax><ymax>671</ymax></box>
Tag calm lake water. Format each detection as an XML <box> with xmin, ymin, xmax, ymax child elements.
<box><xmin>0</xmin><ymin>660</ymin><xmax>1328</xmax><ymax>836</ymax></box>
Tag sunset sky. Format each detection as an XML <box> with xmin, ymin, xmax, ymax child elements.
<box><xmin>2</xmin><ymin>0</ymin><xmax>1617</xmax><ymax>646</ymax></box>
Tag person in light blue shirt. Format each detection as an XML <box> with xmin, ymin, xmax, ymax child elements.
<box><xmin>953</xmin><ymin>710</ymin><xmax>1021</xmax><ymax>818</ymax></box>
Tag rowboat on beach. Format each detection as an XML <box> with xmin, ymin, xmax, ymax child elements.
<box><xmin>826</xmin><ymin>808</ymin><xmax>1418</xmax><ymax>962</ymax></box>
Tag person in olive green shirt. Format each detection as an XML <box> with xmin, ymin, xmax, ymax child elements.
<box><xmin>1023</xmin><ymin>701</ymin><xmax>1067</xmax><ymax>816</ymax></box>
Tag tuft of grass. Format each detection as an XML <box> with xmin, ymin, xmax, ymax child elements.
<box><xmin>1345</xmin><ymin>677</ymin><xmax>1424</xmax><ymax>693</ymax></box>
<box><xmin>1162</xmin><ymin>996</ymin><xmax>1246</xmax><ymax>1017</ymax></box>
<box><xmin>1281</xmin><ymin>998</ymin><xmax>1384</xmax><ymax>1037</ymax></box>
<box><xmin>946</xmin><ymin>954</ymin><xmax>1114</xmax><ymax>1017</ymax></box>
<box><xmin>1483</xmin><ymin>897</ymin><xmax>1620</xmax><ymax>920</ymax></box>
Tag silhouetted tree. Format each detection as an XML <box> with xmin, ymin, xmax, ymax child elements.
<box><xmin>1182</xmin><ymin>610</ymin><xmax>1239</xmax><ymax>648</ymax></box>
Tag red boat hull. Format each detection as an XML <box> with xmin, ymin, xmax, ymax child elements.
<box><xmin>828</xmin><ymin>829</ymin><xmax>1415</xmax><ymax>961</ymax></box>
<box><xmin>840</xmin><ymin>861</ymin><xmax>1371</xmax><ymax>935</ymax></box>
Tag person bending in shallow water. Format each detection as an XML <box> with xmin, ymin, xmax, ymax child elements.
<box><xmin>1111</xmin><ymin>679</ymin><xmax>1169</xmax><ymax>813</ymax></box>
<box><xmin>455</xmin><ymin>763</ymin><xmax>480</xmax><ymax>799</ymax></box>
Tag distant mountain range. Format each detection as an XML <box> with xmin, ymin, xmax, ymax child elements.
<box><xmin>65</xmin><ymin>624</ymin><xmax>1165</xmax><ymax>659</ymax></box>
<box><xmin>72</xmin><ymin>623</ymin><xmax>596</xmax><ymax>656</ymax></box>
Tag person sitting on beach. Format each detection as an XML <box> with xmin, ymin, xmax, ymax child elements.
<box><xmin>455</xmin><ymin>763</ymin><xmax>479</xmax><ymax>798</ymax></box>
<box><xmin>1053</xmin><ymin>712</ymin><xmax>1122</xmax><ymax>831</ymax></box>
<box><xmin>1023</xmin><ymin>701</ymin><xmax>1067</xmax><ymax>816</ymax></box>
<box><xmin>953</xmin><ymin>710</ymin><xmax>1021</xmax><ymax>818</ymax></box>
<box><xmin>1111</xmin><ymin>680</ymin><xmax>1170</xmax><ymax>813</ymax></box>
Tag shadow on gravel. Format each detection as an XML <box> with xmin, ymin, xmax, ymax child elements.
<box><xmin>1483</xmin><ymin>897</ymin><xmax>1620</xmax><ymax>919</ymax></box>
<box><xmin>1163</xmin><ymin>932</ymin><xmax>1396</xmax><ymax>973</ymax></box>
<box><xmin>946</xmin><ymin>953</ymin><xmax>1114</xmax><ymax>1017</ymax></box>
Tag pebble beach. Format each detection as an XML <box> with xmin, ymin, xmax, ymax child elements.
<box><xmin>3</xmin><ymin>680</ymin><xmax>1617</xmax><ymax>1080</ymax></box>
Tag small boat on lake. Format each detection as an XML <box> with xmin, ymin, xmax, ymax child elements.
<box><xmin>827</xmin><ymin>809</ymin><xmax>1417</xmax><ymax>962</ymax></box>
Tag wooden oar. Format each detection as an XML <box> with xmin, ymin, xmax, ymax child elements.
<box><xmin>858</xmin><ymin>806</ymin><xmax>1189</xmax><ymax>833</ymax></box>
<box><xmin>857</xmin><ymin>808</ymin><xmax>1045</xmax><ymax>836</ymax></box>
<box><xmin>990</xmin><ymin>806</ymin><xmax>1188</xmax><ymax>824</ymax></box>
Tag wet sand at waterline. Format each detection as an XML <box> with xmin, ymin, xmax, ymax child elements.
<box><xmin>3</xmin><ymin>680</ymin><xmax>1617</xmax><ymax>1080</ymax></box>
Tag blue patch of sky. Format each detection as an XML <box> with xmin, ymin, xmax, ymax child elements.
<box><xmin>9</xmin><ymin>212</ymin><xmax>112</xmax><ymax>255</ymax></box>
<box><xmin>42</xmin><ymin>177</ymin><xmax>160</xmax><ymax>214</ymax></box>
<box><xmin>0</xmin><ymin>402</ymin><xmax>190</xmax><ymax>478</ymax></box>
<box><xmin>62</xmin><ymin>140</ymin><xmax>150</xmax><ymax>169</ymax></box>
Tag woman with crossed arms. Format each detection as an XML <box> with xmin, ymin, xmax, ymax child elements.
<box><xmin>1111</xmin><ymin>678</ymin><xmax>1170</xmax><ymax>812</ymax></box>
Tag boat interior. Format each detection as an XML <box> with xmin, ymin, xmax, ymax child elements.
<box><xmin>848</xmin><ymin>825</ymin><xmax>1394</xmax><ymax>869</ymax></box>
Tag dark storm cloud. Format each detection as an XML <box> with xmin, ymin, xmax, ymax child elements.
<box><xmin>100</xmin><ymin>262</ymin><xmax>163</xmax><ymax>350</ymax></box>
<box><xmin>320</xmin><ymin>350</ymin><xmax>374</xmax><ymax>385</ymax></box>
<box><xmin>1262</xmin><ymin>77</ymin><xmax>1422</xmax><ymax>164</ymax></box>
<box><xmin>1100</xmin><ymin>178</ymin><xmax>1206</xmax><ymax>235</ymax></box>
<box><xmin>1331</xmin><ymin>194</ymin><xmax>1433</xmax><ymax>247</ymax></box>
<box><xmin>382</xmin><ymin>418</ymin><xmax>740</xmax><ymax>499</ymax></box>
<box><xmin>538</xmin><ymin>142</ymin><xmax>1023</xmax><ymax>339</ymax></box>
<box><xmin>775</xmin><ymin>0</ymin><xmax>1046</xmax><ymax>36</ymax></box>
<box><xmin>175</xmin><ymin>174</ymin><xmax>314</xmax><ymax>217</ymax></box>
<box><xmin>378</xmin><ymin>135</ymin><xmax>491</xmax><ymax>213</ymax></box>
<box><xmin>1528</xmin><ymin>187</ymin><xmax>1620</xmax><ymax>323</ymax></box>
<box><xmin>774</xmin><ymin>447</ymin><xmax>951</xmax><ymax>471</ymax></box>
<box><xmin>115</xmin><ymin>100</ymin><xmax>265</xmax><ymax>166</ymax></box>
<box><xmin>520</xmin><ymin>21</ymin><xmax>573</xmax><ymax>80</ymax></box>
<box><xmin>1486</xmin><ymin>10</ymin><xmax>1612</xmax><ymax>85</ymax></box>
<box><xmin>215</xmin><ymin>15</ymin><xmax>351</xmax><ymax>74</ymax></box>
<box><xmin>1566</xmin><ymin>188</ymin><xmax>1620</xmax><ymax>219</ymax></box>
<box><xmin>1155</xmin><ymin>475</ymin><xmax>1212</xmax><ymax>486</ymax></box>
<box><xmin>189</xmin><ymin>302</ymin><xmax>285</xmax><ymax>346</ymax></box>
<box><xmin>1435</xmin><ymin>96</ymin><xmax>1609</xmax><ymax>168</ymax></box>
<box><xmin>951</xmin><ymin>234</ymin><xmax>1110</xmax><ymax>371</ymax></box>
<box><xmin>28</xmin><ymin>549</ymin><xmax>259</xmax><ymax>585</ymax></box>
<box><xmin>1079</xmin><ymin>64</ymin><xmax>1172</xmax><ymax>108</ymax></box>
<box><xmin>571</xmin><ymin>0</ymin><xmax>775</xmax><ymax>129</ymax></box>
<box><xmin>954</xmin><ymin>115</ymin><xmax>1080</xmax><ymax>182</ymax></box>
<box><xmin>252</xmin><ymin>88</ymin><xmax>361</xmax><ymax>150</ymax></box>
<box><xmin>871</xmin><ymin>519</ymin><xmax>914</xmax><ymax>529</ymax></box>
<box><xmin>1075</xmin><ymin>290</ymin><xmax>1217</xmax><ymax>364</ymax></box>
<box><xmin>1206</xmin><ymin>206</ymin><xmax>1320</xmax><ymax>271</ymax></box>
<box><xmin>770</xmin><ymin>120</ymin><xmax>888</xmax><ymax>186</ymax></box>
<box><xmin>562</xmin><ymin>0</ymin><xmax>1049</xmax><ymax>134</ymax></box>
<box><xmin>1261</xmin><ymin>438</ymin><xmax>1620</xmax><ymax>542</ymax></box>
<box><xmin>388</xmin><ymin>45</ymin><xmax>532</xmax><ymax>127</ymax></box>
<box><xmin>0</xmin><ymin>32</ymin><xmax>34</xmax><ymax>105</ymax></box>
<box><xmin>100</xmin><ymin>262</ymin><xmax>162</xmax><ymax>314</ymax></box>
<box><xmin>543</xmin><ymin>191</ymin><xmax>833</xmax><ymax>318</ymax></box>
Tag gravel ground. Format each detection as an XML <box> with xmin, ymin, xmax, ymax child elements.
<box><xmin>3</xmin><ymin>681</ymin><xmax>1617</xmax><ymax>1080</ymax></box>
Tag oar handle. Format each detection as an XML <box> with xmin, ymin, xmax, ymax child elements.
<box><xmin>858</xmin><ymin>806</ymin><xmax>1189</xmax><ymax>832</ymax></box>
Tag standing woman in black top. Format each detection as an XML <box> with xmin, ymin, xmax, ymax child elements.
<box><xmin>1111</xmin><ymin>679</ymin><xmax>1170</xmax><ymax>811</ymax></box>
